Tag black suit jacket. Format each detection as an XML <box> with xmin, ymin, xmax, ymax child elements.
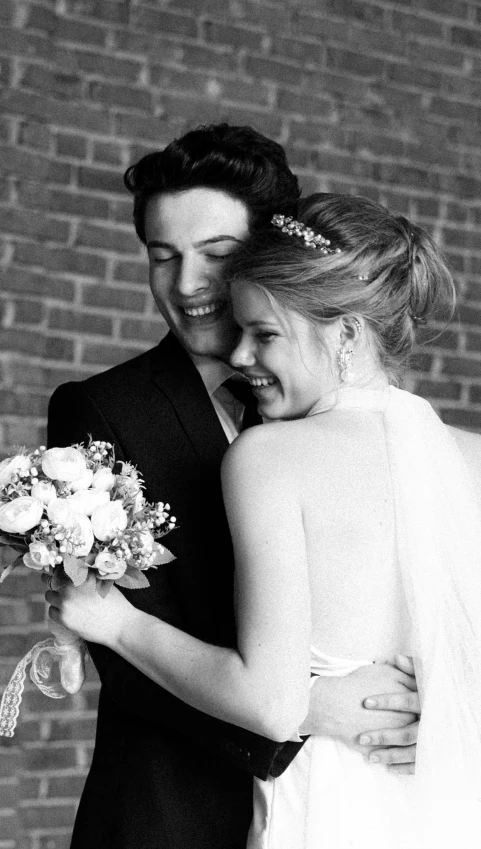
<box><xmin>48</xmin><ymin>332</ymin><xmax>304</xmax><ymax>849</ymax></box>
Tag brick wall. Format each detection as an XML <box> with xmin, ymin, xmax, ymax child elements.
<box><xmin>1</xmin><ymin>1</ymin><xmax>481</xmax><ymax>845</ymax></box>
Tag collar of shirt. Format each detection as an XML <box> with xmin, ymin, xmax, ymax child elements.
<box><xmin>190</xmin><ymin>354</ymin><xmax>243</xmax><ymax>443</ymax></box>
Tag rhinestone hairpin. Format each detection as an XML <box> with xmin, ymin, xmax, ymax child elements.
<box><xmin>272</xmin><ymin>215</ymin><xmax>341</xmax><ymax>255</ymax></box>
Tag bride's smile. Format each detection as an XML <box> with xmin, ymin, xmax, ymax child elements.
<box><xmin>230</xmin><ymin>281</ymin><xmax>340</xmax><ymax>420</ymax></box>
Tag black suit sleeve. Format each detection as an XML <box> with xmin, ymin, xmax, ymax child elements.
<box><xmin>48</xmin><ymin>382</ymin><xmax>304</xmax><ymax>780</ymax></box>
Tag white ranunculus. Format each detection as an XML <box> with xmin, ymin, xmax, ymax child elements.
<box><xmin>0</xmin><ymin>496</ymin><xmax>44</xmax><ymax>534</ymax></box>
<box><xmin>70</xmin><ymin>468</ymin><xmax>94</xmax><ymax>492</ymax></box>
<box><xmin>31</xmin><ymin>481</ymin><xmax>57</xmax><ymax>506</ymax></box>
<box><xmin>94</xmin><ymin>550</ymin><xmax>127</xmax><ymax>581</ymax></box>
<box><xmin>0</xmin><ymin>454</ymin><xmax>32</xmax><ymax>487</ymax></box>
<box><xmin>91</xmin><ymin>501</ymin><xmax>128</xmax><ymax>542</ymax></box>
<box><xmin>23</xmin><ymin>541</ymin><xmax>57</xmax><ymax>570</ymax></box>
<box><xmin>66</xmin><ymin>489</ymin><xmax>110</xmax><ymax>517</ymax></box>
<box><xmin>42</xmin><ymin>447</ymin><xmax>87</xmax><ymax>482</ymax></box>
<box><xmin>92</xmin><ymin>468</ymin><xmax>116</xmax><ymax>492</ymax></box>
<box><xmin>137</xmin><ymin>530</ymin><xmax>154</xmax><ymax>553</ymax></box>
<box><xmin>70</xmin><ymin>514</ymin><xmax>94</xmax><ymax>558</ymax></box>
<box><xmin>47</xmin><ymin>498</ymin><xmax>76</xmax><ymax>529</ymax></box>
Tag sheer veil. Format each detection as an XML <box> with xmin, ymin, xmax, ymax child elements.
<box><xmin>386</xmin><ymin>387</ymin><xmax>481</xmax><ymax>841</ymax></box>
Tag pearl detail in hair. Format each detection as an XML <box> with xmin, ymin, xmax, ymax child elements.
<box><xmin>272</xmin><ymin>215</ymin><xmax>342</xmax><ymax>255</ymax></box>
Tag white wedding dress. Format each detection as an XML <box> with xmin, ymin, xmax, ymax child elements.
<box><xmin>247</xmin><ymin>386</ymin><xmax>481</xmax><ymax>849</ymax></box>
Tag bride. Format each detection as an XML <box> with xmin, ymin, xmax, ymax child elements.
<box><xmin>47</xmin><ymin>193</ymin><xmax>481</xmax><ymax>848</ymax></box>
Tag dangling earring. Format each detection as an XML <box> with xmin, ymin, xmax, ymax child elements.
<box><xmin>337</xmin><ymin>347</ymin><xmax>355</xmax><ymax>384</ymax></box>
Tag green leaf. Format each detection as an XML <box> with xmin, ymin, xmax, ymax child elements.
<box><xmin>0</xmin><ymin>532</ymin><xmax>28</xmax><ymax>553</ymax></box>
<box><xmin>152</xmin><ymin>544</ymin><xmax>176</xmax><ymax>565</ymax></box>
<box><xmin>115</xmin><ymin>569</ymin><xmax>150</xmax><ymax>590</ymax></box>
<box><xmin>95</xmin><ymin>579</ymin><xmax>112</xmax><ymax>598</ymax></box>
<box><xmin>62</xmin><ymin>554</ymin><xmax>89</xmax><ymax>587</ymax></box>
<box><xmin>0</xmin><ymin>554</ymin><xmax>25</xmax><ymax>583</ymax></box>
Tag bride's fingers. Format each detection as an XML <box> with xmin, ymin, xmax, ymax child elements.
<box><xmin>392</xmin><ymin>654</ymin><xmax>416</xmax><ymax>678</ymax></box>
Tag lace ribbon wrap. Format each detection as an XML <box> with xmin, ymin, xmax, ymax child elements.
<box><xmin>0</xmin><ymin>622</ymin><xmax>86</xmax><ymax>737</ymax></box>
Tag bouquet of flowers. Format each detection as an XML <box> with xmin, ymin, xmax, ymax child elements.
<box><xmin>0</xmin><ymin>440</ymin><xmax>176</xmax><ymax>737</ymax></box>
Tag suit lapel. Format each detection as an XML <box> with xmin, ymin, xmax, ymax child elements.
<box><xmin>150</xmin><ymin>332</ymin><xmax>229</xmax><ymax>468</ymax></box>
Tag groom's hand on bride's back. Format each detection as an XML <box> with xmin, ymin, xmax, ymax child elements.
<box><xmin>299</xmin><ymin>655</ymin><xmax>419</xmax><ymax>775</ymax></box>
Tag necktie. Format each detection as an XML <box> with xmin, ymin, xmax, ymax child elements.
<box><xmin>222</xmin><ymin>378</ymin><xmax>262</xmax><ymax>431</ymax></box>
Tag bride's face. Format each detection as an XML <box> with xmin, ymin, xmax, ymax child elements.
<box><xmin>230</xmin><ymin>282</ymin><xmax>339</xmax><ymax>420</ymax></box>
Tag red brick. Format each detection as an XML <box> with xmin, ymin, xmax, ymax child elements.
<box><xmin>0</xmin><ymin>811</ymin><xmax>18</xmax><ymax>840</ymax></box>
<box><xmin>0</xmin><ymin>329</ymin><xmax>74</xmax><ymax>362</ymax></box>
<box><xmin>113</xmin><ymin>259</ymin><xmax>148</xmax><ymax>286</ymax></box>
<box><xmin>92</xmin><ymin>141</ymin><xmax>124</xmax><ymax>166</ymax></box>
<box><xmin>0</xmin><ymin>268</ymin><xmax>75</xmax><ymax>302</ymax></box>
<box><xmin>326</xmin><ymin>47</ymin><xmax>385</xmax><ymax>79</ymax></box>
<box><xmin>37</xmin><ymin>833</ymin><xmax>73</xmax><ymax>849</ymax></box>
<box><xmin>76</xmin><ymin>223</ymin><xmax>139</xmax><ymax>255</ymax></box>
<box><xmin>48</xmin><ymin>774</ymin><xmax>86</xmax><ymax>798</ymax></box>
<box><xmin>13</xmin><ymin>243</ymin><xmax>107</xmax><ymax>279</ymax></box>
<box><xmin>451</xmin><ymin>26</ymin><xmax>481</xmax><ymax>51</ymax></box>
<box><xmin>21</xmin><ymin>801</ymin><xmax>77</xmax><ymax>829</ymax></box>
<box><xmin>88</xmin><ymin>81</ymin><xmax>153</xmax><ymax>113</ymax></box>
<box><xmin>78</xmin><ymin>166</ymin><xmax>124</xmax><ymax>195</ymax></box>
<box><xmin>56</xmin><ymin>134</ymin><xmax>88</xmax><ymax>160</ymax></box>
<box><xmin>0</xmin><ymin>0</ymin><xmax>15</xmax><ymax>24</ymax></box>
<box><xmin>202</xmin><ymin>20</ymin><xmax>265</xmax><ymax>52</ymax></box>
<box><xmin>442</xmin><ymin>356</ymin><xmax>481</xmax><ymax>378</ymax></box>
<box><xmin>64</xmin><ymin>0</ymin><xmax>129</xmax><ymax>25</ymax></box>
<box><xmin>244</xmin><ymin>55</ymin><xmax>306</xmax><ymax>88</ymax></box>
<box><xmin>82</xmin><ymin>284</ymin><xmax>146</xmax><ymax>312</ymax></box>
<box><xmin>0</xmin><ymin>89</ymin><xmax>111</xmax><ymax>135</ymax></box>
<box><xmin>72</xmin><ymin>49</ymin><xmax>142</xmax><ymax>83</ymax></box>
<box><xmin>20</xmin><ymin>65</ymin><xmax>83</xmax><ymax>101</ymax></box>
<box><xmin>440</xmin><ymin>408</ymin><xmax>481</xmax><ymax>431</ymax></box>
<box><xmin>48</xmin><ymin>308</ymin><xmax>113</xmax><ymax>337</ymax></box>
<box><xmin>392</xmin><ymin>10</ymin><xmax>444</xmax><ymax>39</ymax></box>
<box><xmin>14</xmin><ymin>299</ymin><xmax>46</xmax><ymax>325</ymax></box>
<box><xmin>0</xmin><ymin>388</ymin><xmax>49</xmax><ymax>417</ymax></box>
<box><xmin>408</xmin><ymin>41</ymin><xmax>467</xmax><ymax>70</ymax></box>
<box><xmin>415</xmin><ymin>379</ymin><xmax>462</xmax><ymax>401</ymax></box>
<box><xmin>0</xmin><ymin>145</ymin><xmax>71</xmax><ymax>186</ymax></box>
<box><xmin>132</xmin><ymin>6</ymin><xmax>198</xmax><ymax>39</ymax></box>
<box><xmin>0</xmin><ymin>208</ymin><xmax>70</xmax><ymax>244</ymax></box>
<box><xmin>49</xmin><ymin>717</ymin><xmax>97</xmax><ymax>741</ymax></box>
<box><xmin>17</xmin><ymin>120</ymin><xmax>52</xmax><ymax>153</ymax></box>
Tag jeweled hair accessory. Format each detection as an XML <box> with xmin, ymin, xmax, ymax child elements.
<box><xmin>272</xmin><ymin>215</ymin><xmax>341</xmax><ymax>255</ymax></box>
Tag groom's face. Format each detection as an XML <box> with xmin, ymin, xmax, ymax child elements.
<box><xmin>144</xmin><ymin>188</ymin><xmax>250</xmax><ymax>361</ymax></box>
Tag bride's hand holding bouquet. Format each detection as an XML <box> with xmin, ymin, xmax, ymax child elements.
<box><xmin>0</xmin><ymin>440</ymin><xmax>176</xmax><ymax>737</ymax></box>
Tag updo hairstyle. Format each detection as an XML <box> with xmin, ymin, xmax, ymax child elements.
<box><xmin>227</xmin><ymin>193</ymin><xmax>456</xmax><ymax>380</ymax></box>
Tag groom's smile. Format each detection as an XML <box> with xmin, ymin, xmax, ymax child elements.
<box><xmin>144</xmin><ymin>187</ymin><xmax>250</xmax><ymax>362</ymax></box>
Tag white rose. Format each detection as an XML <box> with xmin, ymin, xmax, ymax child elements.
<box><xmin>31</xmin><ymin>481</ymin><xmax>57</xmax><ymax>506</ymax></box>
<box><xmin>66</xmin><ymin>489</ymin><xmax>110</xmax><ymax>517</ymax></box>
<box><xmin>70</xmin><ymin>514</ymin><xmax>94</xmax><ymax>558</ymax></box>
<box><xmin>94</xmin><ymin>550</ymin><xmax>127</xmax><ymax>581</ymax></box>
<box><xmin>0</xmin><ymin>496</ymin><xmax>44</xmax><ymax>534</ymax></box>
<box><xmin>92</xmin><ymin>468</ymin><xmax>116</xmax><ymax>491</ymax></box>
<box><xmin>0</xmin><ymin>454</ymin><xmax>32</xmax><ymax>487</ymax></box>
<box><xmin>91</xmin><ymin>501</ymin><xmax>128</xmax><ymax>542</ymax></box>
<box><xmin>70</xmin><ymin>469</ymin><xmax>94</xmax><ymax>492</ymax></box>
<box><xmin>42</xmin><ymin>447</ymin><xmax>87</xmax><ymax>482</ymax></box>
<box><xmin>47</xmin><ymin>498</ymin><xmax>76</xmax><ymax>529</ymax></box>
<box><xmin>23</xmin><ymin>541</ymin><xmax>57</xmax><ymax>571</ymax></box>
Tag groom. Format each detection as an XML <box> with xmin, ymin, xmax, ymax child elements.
<box><xmin>47</xmin><ymin>124</ymin><xmax>419</xmax><ymax>849</ymax></box>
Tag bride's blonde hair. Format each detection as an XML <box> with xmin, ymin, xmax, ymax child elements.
<box><xmin>227</xmin><ymin>193</ymin><xmax>456</xmax><ymax>380</ymax></box>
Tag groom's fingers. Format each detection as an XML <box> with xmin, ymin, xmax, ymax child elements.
<box><xmin>363</xmin><ymin>690</ymin><xmax>420</xmax><ymax>713</ymax></box>
<box><xmin>360</xmin><ymin>720</ymin><xmax>419</xmax><ymax>749</ymax></box>
<box><xmin>369</xmin><ymin>743</ymin><xmax>417</xmax><ymax>771</ymax></box>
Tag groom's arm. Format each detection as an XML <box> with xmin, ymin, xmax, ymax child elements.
<box><xmin>48</xmin><ymin>382</ymin><xmax>300</xmax><ymax>780</ymax></box>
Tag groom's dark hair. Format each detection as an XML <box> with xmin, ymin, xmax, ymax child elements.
<box><xmin>124</xmin><ymin>123</ymin><xmax>301</xmax><ymax>244</ymax></box>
